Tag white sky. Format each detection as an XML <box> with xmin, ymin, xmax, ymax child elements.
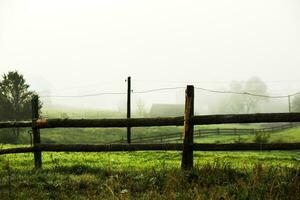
<box><xmin>0</xmin><ymin>0</ymin><xmax>300</xmax><ymax>110</ymax></box>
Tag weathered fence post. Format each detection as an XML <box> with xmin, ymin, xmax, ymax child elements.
<box><xmin>32</xmin><ymin>95</ymin><xmax>42</xmax><ymax>169</ymax></box>
<box><xmin>181</xmin><ymin>85</ymin><xmax>194</xmax><ymax>170</ymax></box>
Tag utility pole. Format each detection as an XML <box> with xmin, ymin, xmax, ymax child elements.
<box><xmin>288</xmin><ymin>95</ymin><xmax>292</xmax><ymax>113</ymax></box>
<box><xmin>127</xmin><ymin>76</ymin><xmax>131</xmax><ymax>143</ymax></box>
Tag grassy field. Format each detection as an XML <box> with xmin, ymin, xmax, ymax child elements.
<box><xmin>193</xmin><ymin>126</ymin><xmax>300</xmax><ymax>144</ymax></box>
<box><xmin>1</xmin><ymin>123</ymin><xmax>299</xmax><ymax>145</ymax></box>
<box><xmin>0</xmin><ymin>148</ymin><xmax>300</xmax><ymax>199</ymax></box>
<box><xmin>1</xmin><ymin>109</ymin><xmax>300</xmax><ymax>199</ymax></box>
<box><xmin>40</xmin><ymin>125</ymin><xmax>300</xmax><ymax>144</ymax></box>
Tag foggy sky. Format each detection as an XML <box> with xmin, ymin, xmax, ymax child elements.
<box><xmin>1</xmin><ymin>0</ymin><xmax>300</xmax><ymax>110</ymax></box>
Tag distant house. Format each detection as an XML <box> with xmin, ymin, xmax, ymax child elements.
<box><xmin>149</xmin><ymin>104</ymin><xmax>184</xmax><ymax>117</ymax></box>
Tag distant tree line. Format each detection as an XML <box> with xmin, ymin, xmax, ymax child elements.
<box><xmin>0</xmin><ymin>71</ymin><xmax>41</xmax><ymax>143</ymax></box>
<box><xmin>215</xmin><ymin>76</ymin><xmax>268</xmax><ymax>114</ymax></box>
<box><xmin>292</xmin><ymin>95</ymin><xmax>300</xmax><ymax>112</ymax></box>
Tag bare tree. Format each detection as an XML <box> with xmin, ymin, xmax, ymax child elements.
<box><xmin>135</xmin><ymin>98</ymin><xmax>148</xmax><ymax>117</ymax></box>
<box><xmin>219</xmin><ymin>76</ymin><xmax>268</xmax><ymax>114</ymax></box>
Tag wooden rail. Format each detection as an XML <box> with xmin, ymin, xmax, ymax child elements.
<box><xmin>192</xmin><ymin>113</ymin><xmax>300</xmax><ymax>125</ymax></box>
<box><xmin>1</xmin><ymin>113</ymin><xmax>300</xmax><ymax>129</ymax></box>
<box><xmin>36</xmin><ymin>117</ymin><xmax>184</xmax><ymax>128</ymax></box>
<box><xmin>110</xmin><ymin>123</ymin><xmax>299</xmax><ymax>143</ymax></box>
<box><xmin>0</xmin><ymin>121</ymin><xmax>32</xmax><ymax>128</ymax></box>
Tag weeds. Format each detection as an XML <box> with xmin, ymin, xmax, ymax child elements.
<box><xmin>0</xmin><ymin>148</ymin><xmax>300</xmax><ymax>199</ymax></box>
<box><xmin>2</xmin><ymin>159</ymin><xmax>13</xmax><ymax>200</ymax></box>
<box><xmin>1</xmin><ymin>163</ymin><xmax>299</xmax><ymax>199</ymax></box>
<box><xmin>234</xmin><ymin>135</ymin><xmax>246</xmax><ymax>144</ymax></box>
<box><xmin>253</xmin><ymin>132</ymin><xmax>271</xmax><ymax>143</ymax></box>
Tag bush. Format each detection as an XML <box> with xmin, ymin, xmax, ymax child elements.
<box><xmin>253</xmin><ymin>132</ymin><xmax>270</xmax><ymax>143</ymax></box>
<box><xmin>0</xmin><ymin>129</ymin><xmax>18</xmax><ymax>144</ymax></box>
<box><xmin>234</xmin><ymin>135</ymin><xmax>246</xmax><ymax>144</ymax></box>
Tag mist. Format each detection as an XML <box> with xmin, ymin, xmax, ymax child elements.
<box><xmin>1</xmin><ymin>0</ymin><xmax>300</xmax><ymax>113</ymax></box>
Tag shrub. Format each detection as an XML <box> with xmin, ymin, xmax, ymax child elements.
<box><xmin>253</xmin><ymin>132</ymin><xmax>270</xmax><ymax>143</ymax></box>
<box><xmin>234</xmin><ymin>135</ymin><xmax>246</xmax><ymax>144</ymax></box>
<box><xmin>0</xmin><ymin>129</ymin><xmax>18</xmax><ymax>144</ymax></box>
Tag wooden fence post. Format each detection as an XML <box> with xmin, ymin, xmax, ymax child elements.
<box><xmin>32</xmin><ymin>95</ymin><xmax>42</xmax><ymax>169</ymax></box>
<box><xmin>181</xmin><ymin>85</ymin><xmax>194</xmax><ymax>170</ymax></box>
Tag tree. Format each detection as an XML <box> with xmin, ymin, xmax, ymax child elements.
<box><xmin>292</xmin><ymin>95</ymin><xmax>300</xmax><ymax>112</ymax></box>
<box><xmin>0</xmin><ymin>71</ymin><xmax>41</xmax><ymax>143</ymax></box>
<box><xmin>223</xmin><ymin>76</ymin><xmax>268</xmax><ymax>114</ymax></box>
<box><xmin>242</xmin><ymin>76</ymin><xmax>268</xmax><ymax>113</ymax></box>
<box><xmin>0</xmin><ymin>92</ymin><xmax>10</xmax><ymax>119</ymax></box>
<box><xmin>135</xmin><ymin>98</ymin><xmax>148</xmax><ymax>117</ymax></box>
<box><xmin>227</xmin><ymin>81</ymin><xmax>245</xmax><ymax>113</ymax></box>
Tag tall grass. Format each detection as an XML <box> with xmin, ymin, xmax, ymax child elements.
<box><xmin>0</xmin><ymin>149</ymin><xmax>300</xmax><ymax>199</ymax></box>
<box><xmin>0</xmin><ymin>159</ymin><xmax>299</xmax><ymax>199</ymax></box>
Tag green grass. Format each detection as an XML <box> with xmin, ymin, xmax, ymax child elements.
<box><xmin>2</xmin><ymin>124</ymin><xmax>300</xmax><ymax>145</ymax></box>
<box><xmin>0</xmin><ymin>148</ymin><xmax>300</xmax><ymax>199</ymax></box>
<box><xmin>193</xmin><ymin>127</ymin><xmax>300</xmax><ymax>144</ymax></box>
<box><xmin>268</xmin><ymin>127</ymin><xmax>300</xmax><ymax>143</ymax></box>
<box><xmin>1</xmin><ymin>110</ymin><xmax>300</xmax><ymax>198</ymax></box>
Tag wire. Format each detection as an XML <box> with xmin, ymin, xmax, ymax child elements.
<box><xmin>40</xmin><ymin>86</ymin><xmax>300</xmax><ymax>99</ymax></box>
<box><xmin>133</xmin><ymin>87</ymin><xmax>185</xmax><ymax>94</ymax></box>
<box><xmin>135</xmin><ymin>79</ymin><xmax>300</xmax><ymax>84</ymax></box>
<box><xmin>290</xmin><ymin>91</ymin><xmax>300</xmax><ymax>97</ymax></box>
<box><xmin>41</xmin><ymin>92</ymin><xmax>126</xmax><ymax>98</ymax></box>
<box><xmin>40</xmin><ymin>87</ymin><xmax>185</xmax><ymax>98</ymax></box>
<box><xmin>195</xmin><ymin>87</ymin><xmax>289</xmax><ymax>98</ymax></box>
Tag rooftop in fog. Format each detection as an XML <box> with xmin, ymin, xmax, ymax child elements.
<box><xmin>149</xmin><ymin>104</ymin><xmax>184</xmax><ymax>117</ymax></box>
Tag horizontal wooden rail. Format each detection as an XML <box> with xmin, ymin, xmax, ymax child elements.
<box><xmin>1</xmin><ymin>143</ymin><xmax>300</xmax><ymax>155</ymax></box>
<box><xmin>0</xmin><ymin>147</ymin><xmax>34</xmax><ymax>154</ymax></box>
<box><xmin>0</xmin><ymin>121</ymin><xmax>32</xmax><ymax>128</ymax></box>
<box><xmin>193</xmin><ymin>113</ymin><xmax>300</xmax><ymax>125</ymax></box>
<box><xmin>1</xmin><ymin>113</ymin><xmax>300</xmax><ymax>129</ymax></box>
<box><xmin>35</xmin><ymin>117</ymin><xmax>184</xmax><ymax>128</ymax></box>
<box><xmin>34</xmin><ymin>113</ymin><xmax>300</xmax><ymax>128</ymax></box>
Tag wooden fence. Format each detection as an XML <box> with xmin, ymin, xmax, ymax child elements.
<box><xmin>110</xmin><ymin>123</ymin><xmax>300</xmax><ymax>143</ymax></box>
<box><xmin>1</xmin><ymin>85</ymin><xmax>300</xmax><ymax>170</ymax></box>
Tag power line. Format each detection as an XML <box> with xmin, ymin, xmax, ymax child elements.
<box><xmin>291</xmin><ymin>91</ymin><xmax>300</xmax><ymax>97</ymax></box>
<box><xmin>40</xmin><ymin>87</ymin><xmax>185</xmax><ymax>98</ymax></box>
<box><xmin>195</xmin><ymin>87</ymin><xmax>293</xmax><ymax>99</ymax></box>
<box><xmin>133</xmin><ymin>87</ymin><xmax>185</xmax><ymax>94</ymax></box>
<box><xmin>135</xmin><ymin>79</ymin><xmax>300</xmax><ymax>84</ymax></box>
<box><xmin>40</xmin><ymin>86</ymin><xmax>300</xmax><ymax>98</ymax></box>
<box><xmin>41</xmin><ymin>92</ymin><xmax>126</xmax><ymax>98</ymax></box>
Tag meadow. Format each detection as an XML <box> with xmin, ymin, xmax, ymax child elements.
<box><xmin>11</xmin><ymin>124</ymin><xmax>300</xmax><ymax>145</ymax></box>
<box><xmin>1</xmin><ymin>109</ymin><xmax>300</xmax><ymax>199</ymax></box>
<box><xmin>0</xmin><ymin>149</ymin><xmax>300</xmax><ymax>199</ymax></box>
